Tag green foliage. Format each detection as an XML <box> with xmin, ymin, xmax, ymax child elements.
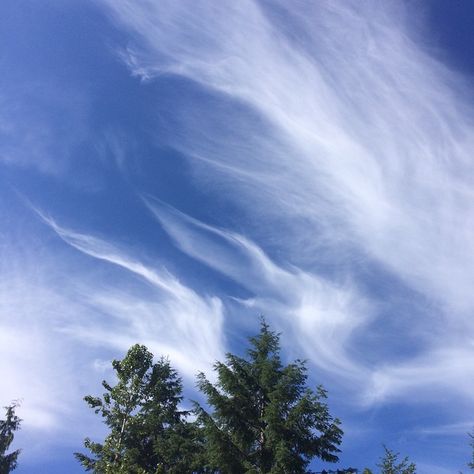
<box><xmin>75</xmin><ymin>344</ymin><xmax>207</xmax><ymax>473</ymax></box>
<box><xmin>317</xmin><ymin>469</ymin><xmax>357</xmax><ymax>473</ymax></box>
<box><xmin>195</xmin><ymin>319</ymin><xmax>343</xmax><ymax>473</ymax></box>
<box><xmin>469</xmin><ymin>430</ymin><xmax>474</xmax><ymax>470</ymax></box>
<box><xmin>362</xmin><ymin>469</ymin><xmax>374</xmax><ymax>474</ymax></box>
<box><xmin>0</xmin><ymin>403</ymin><xmax>21</xmax><ymax>474</ymax></box>
<box><xmin>377</xmin><ymin>446</ymin><xmax>416</xmax><ymax>474</ymax></box>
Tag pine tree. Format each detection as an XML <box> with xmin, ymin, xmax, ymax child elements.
<box><xmin>0</xmin><ymin>403</ymin><xmax>21</xmax><ymax>474</ymax></box>
<box><xmin>195</xmin><ymin>319</ymin><xmax>343</xmax><ymax>473</ymax></box>
<box><xmin>377</xmin><ymin>446</ymin><xmax>416</xmax><ymax>474</ymax></box>
<box><xmin>75</xmin><ymin>344</ymin><xmax>207</xmax><ymax>473</ymax></box>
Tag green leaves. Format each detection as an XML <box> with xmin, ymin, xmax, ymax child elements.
<box><xmin>75</xmin><ymin>344</ymin><xmax>204</xmax><ymax>473</ymax></box>
<box><xmin>74</xmin><ymin>321</ymin><xmax>436</xmax><ymax>473</ymax></box>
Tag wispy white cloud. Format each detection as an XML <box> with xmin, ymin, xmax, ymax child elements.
<box><xmin>99</xmin><ymin>0</ymin><xmax>474</xmax><ymax>404</ymax></box>
<box><xmin>144</xmin><ymin>198</ymin><xmax>474</xmax><ymax>406</ymax></box>
<box><xmin>410</xmin><ymin>421</ymin><xmax>474</xmax><ymax>437</ymax></box>
<box><xmin>412</xmin><ymin>464</ymin><xmax>454</xmax><ymax>474</ymax></box>
<box><xmin>0</xmin><ymin>210</ymin><xmax>226</xmax><ymax>440</ymax></box>
<box><xmin>1</xmin><ymin>1</ymin><xmax>472</xmax><ymax>469</ymax></box>
<box><xmin>0</xmin><ymin>234</ymin><xmax>88</xmax><ymax>433</ymax></box>
<box><xmin>145</xmin><ymin>197</ymin><xmax>370</xmax><ymax>382</ymax></box>
<box><xmin>103</xmin><ymin>0</ymin><xmax>474</xmax><ymax>314</ymax></box>
<box><xmin>368</xmin><ymin>344</ymin><xmax>474</xmax><ymax>404</ymax></box>
<box><xmin>40</xmin><ymin>214</ymin><xmax>226</xmax><ymax>380</ymax></box>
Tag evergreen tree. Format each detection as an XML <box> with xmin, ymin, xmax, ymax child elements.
<box><xmin>0</xmin><ymin>403</ymin><xmax>21</xmax><ymax>474</ymax></box>
<box><xmin>376</xmin><ymin>446</ymin><xmax>416</xmax><ymax>474</ymax></box>
<box><xmin>75</xmin><ymin>344</ymin><xmax>207</xmax><ymax>473</ymax></box>
<box><xmin>195</xmin><ymin>319</ymin><xmax>343</xmax><ymax>473</ymax></box>
<box><xmin>316</xmin><ymin>469</ymin><xmax>357</xmax><ymax>473</ymax></box>
<box><xmin>468</xmin><ymin>430</ymin><xmax>474</xmax><ymax>470</ymax></box>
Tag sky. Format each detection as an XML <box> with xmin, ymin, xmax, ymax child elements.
<box><xmin>1</xmin><ymin>1</ymin><xmax>473</xmax><ymax>472</ymax></box>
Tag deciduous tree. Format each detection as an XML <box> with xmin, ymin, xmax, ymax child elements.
<box><xmin>75</xmin><ymin>344</ymin><xmax>207</xmax><ymax>473</ymax></box>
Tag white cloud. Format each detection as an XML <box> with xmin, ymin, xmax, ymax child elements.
<box><xmin>0</xmin><ymin>238</ymin><xmax>87</xmax><ymax>432</ymax></box>
<box><xmin>144</xmin><ymin>198</ymin><xmax>474</xmax><ymax>406</ymax></box>
<box><xmin>410</xmin><ymin>421</ymin><xmax>474</xmax><ymax>437</ymax></box>
<box><xmin>0</xmin><ymin>212</ymin><xmax>226</xmax><ymax>439</ymax></box>
<box><xmin>102</xmin><ymin>0</ymin><xmax>474</xmax><ymax>314</ymax></box>
<box><xmin>99</xmin><ymin>0</ymin><xmax>474</xmax><ymax>404</ymax></box>
<box><xmin>416</xmin><ymin>463</ymin><xmax>459</xmax><ymax>474</ymax></box>
<box><xmin>368</xmin><ymin>344</ymin><xmax>474</xmax><ymax>404</ymax></box>
<box><xmin>145</xmin><ymin>197</ymin><xmax>371</xmax><ymax>382</ymax></box>
<box><xmin>41</xmin><ymin>214</ymin><xmax>226</xmax><ymax>379</ymax></box>
<box><xmin>2</xmin><ymin>3</ymin><xmax>473</xmax><ymax>465</ymax></box>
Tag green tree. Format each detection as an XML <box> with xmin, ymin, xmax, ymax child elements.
<box><xmin>0</xmin><ymin>402</ymin><xmax>21</xmax><ymax>474</ymax></box>
<box><xmin>468</xmin><ymin>430</ymin><xmax>474</xmax><ymax>470</ymax></box>
<box><xmin>377</xmin><ymin>446</ymin><xmax>416</xmax><ymax>474</ymax></box>
<box><xmin>195</xmin><ymin>319</ymin><xmax>343</xmax><ymax>473</ymax></box>
<box><xmin>75</xmin><ymin>344</ymin><xmax>207</xmax><ymax>473</ymax></box>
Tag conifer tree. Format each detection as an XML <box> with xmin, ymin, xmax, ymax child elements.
<box><xmin>195</xmin><ymin>319</ymin><xmax>343</xmax><ymax>473</ymax></box>
<box><xmin>76</xmin><ymin>344</ymin><xmax>207</xmax><ymax>473</ymax></box>
<box><xmin>377</xmin><ymin>446</ymin><xmax>416</xmax><ymax>474</ymax></box>
<box><xmin>0</xmin><ymin>403</ymin><xmax>21</xmax><ymax>474</ymax></box>
<box><xmin>468</xmin><ymin>430</ymin><xmax>474</xmax><ymax>470</ymax></box>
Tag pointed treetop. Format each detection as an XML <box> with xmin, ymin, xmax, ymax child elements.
<box><xmin>0</xmin><ymin>401</ymin><xmax>22</xmax><ymax>474</ymax></box>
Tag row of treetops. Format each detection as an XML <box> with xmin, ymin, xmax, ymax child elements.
<box><xmin>2</xmin><ymin>319</ymin><xmax>473</xmax><ymax>473</ymax></box>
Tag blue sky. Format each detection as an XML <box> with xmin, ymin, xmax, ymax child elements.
<box><xmin>1</xmin><ymin>1</ymin><xmax>473</xmax><ymax>472</ymax></box>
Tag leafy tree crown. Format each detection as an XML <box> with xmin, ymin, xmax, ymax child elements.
<box><xmin>75</xmin><ymin>344</ymin><xmax>208</xmax><ymax>473</ymax></box>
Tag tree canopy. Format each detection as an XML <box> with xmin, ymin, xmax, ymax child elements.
<box><xmin>376</xmin><ymin>446</ymin><xmax>416</xmax><ymax>474</ymax></box>
<box><xmin>75</xmin><ymin>344</ymin><xmax>207</xmax><ymax>473</ymax></box>
<box><xmin>0</xmin><ymin>403</ymin><xmax>21</xmax><ymax>474</ymax></box>
<box><xmin>468</xmin><ymin>430</ymin><xmax>474</xmax><ymax>471</ymax></box>
<box><xmin>41</xmin><ymin>319</ymin><xmax>470</xmax><ymax>472</ymax></box>
<box><xmin>195</xmin><ymin>319</ymin><xmax>343</xmax><ymax>473</ymax></box>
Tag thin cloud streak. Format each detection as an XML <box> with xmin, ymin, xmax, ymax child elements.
<box><xmin>145</xmin><ymin>198</ymin><xmax>474</xmax><ymax>404</ymax></box>
<box><xmin>100</xmin><ymin>0</ymin><xmax>474</xmax><ymax>402</ymax></box>
<box><xmin>410</xmin><ymin>421</ymin><xmax>474</xmax><ymax>437</ymax></box>
<box><xmin>0</xmin><ymin>212</ymin><xmax>226</xmax><ymax>435</ymax></box>
<box><xmin>41</xmin><ymin>214</ymin><xmax>226</xmax><ymax>380</ymax></box>
<box><xmin>145</xmin><ymin>197</ymin><xmax>371</xmax><ymax>382</ymax></box>
<box><xmin>103</xmin><ymin>0</ymin><xmax>474</xmax><ymax>314</ymax></box>
<box><xmin>368</xmin><ymin>345</ymin><xmax>474</xmax><ymax>403</ymax></box>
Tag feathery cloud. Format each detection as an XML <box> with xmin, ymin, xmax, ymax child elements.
<box><xmin>99</xmin><ymin>0</ymin><xmax>474</xmax><ymax>404</ymax></box>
